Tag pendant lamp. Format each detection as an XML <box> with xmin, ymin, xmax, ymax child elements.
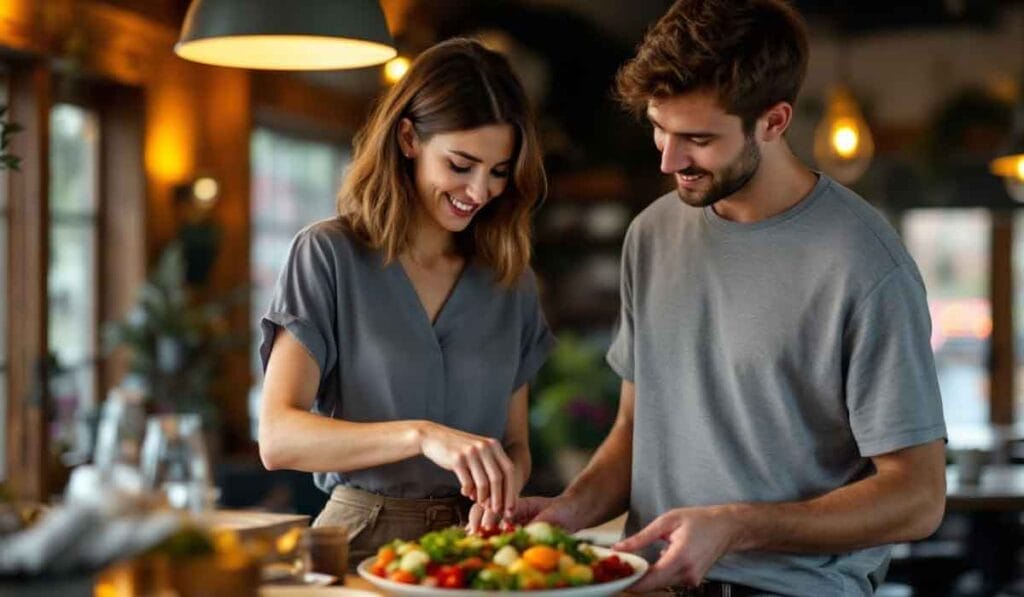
<box><xmin>175</xmin><ymin>0</ymin><xmax>397</xmax><ymax>70</ymax></box>
<box><xmin>990</xmin><ymin>89</ymin><xmax>1024</xmax><ymax>202</ymax></box>
<box><xmin>813</xmin><ymin>84</ymin><xmax>875</xmax><ymax>185</ymax></box>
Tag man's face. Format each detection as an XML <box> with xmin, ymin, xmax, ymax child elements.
<box><xmin>648</xmin><ymin>91</ymin><xmax>761</xmax><ymax>208</ymax></box>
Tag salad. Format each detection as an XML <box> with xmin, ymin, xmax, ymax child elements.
<box><xmin>365</xmin><ymin>521</ymin><xmax>637</xmax><ymax>591</ymax></box>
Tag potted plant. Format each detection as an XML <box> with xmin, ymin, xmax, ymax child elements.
<box><xmin>530</xmin><ymin>334</ymin><xmax>620</xmax><ymax>486</ymax></box>
<box><xmin>103</xmin><ymin>242</ymin><xmax>245</xmax><ymax>427</ymax></box>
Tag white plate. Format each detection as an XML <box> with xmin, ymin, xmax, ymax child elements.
<box><xmin>262</xmin><ymin>565</ymin><xmax>337</xmax><ymax>587</ymax></box>
<box><xmin>303</xmin><ymin>573</ymin><xmax>340</xmax><ymax>587</ymax></box>
<box><xmin>356</xmin><ymin>546</ymin><xmax>648</xmax><ymax>596</ymax></box>
<box><xmin>260</xmin><ymin>586</ymin><xmax>379</xmax><ymax>596</ymax></box>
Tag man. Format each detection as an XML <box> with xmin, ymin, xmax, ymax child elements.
<box><xmin>516</xmin><ymin>1</ymin><xmax>947</xmax><ymax>595</ymax></box>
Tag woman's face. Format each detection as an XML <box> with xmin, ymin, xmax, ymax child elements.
<box><xmin>399</xmin><ymin>120</ymin><xmax>515</xmax><ymax>234</ymax></box>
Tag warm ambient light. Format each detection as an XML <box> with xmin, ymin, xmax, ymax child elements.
<box><xmin>993</xmin><ymin>154</ymin><xmax>1024</xmax><ymax>203</ymax></box>
<box><xmin>192</xmin><ymin>176</ymin><xmax>220</xmax><ymax>208</ymax></box>
<box><xmin>146</xmin><ymin>111</ymin><xmax>192</xmax><ymax>185</ymax></box>
<box><xmin>988</xmin><ymin>73</ymin><xmax>1024</xmax><ymax>201</ymax></box>
<box><xmin>176</xmin><ymin>36</ymin><xmax>396</xmax><ymax>70</ymax></box>
<box><xmin>990</xmin><ymin>143</ymin><xmax>1024</xmax><ymax>203</ymax></box>
<box><xmin>175</xmin><ymin>0</ymin><xmax>396</xmax><ymax>71</ymax></box>
<box><xmin>990</xmin><ymin>154</ymin><xmax>1024</xmax><ymax>181</ymax></box>
<box><xmin>831</xmin><ymin>123</ymin><xmax>860</xmax><ymax>158</ymax></box>
<box><xmin>384</xmin><ymin>56</ymin><xmax>411</xmax><ymax>84</ymax></box>
<box><xmin>813</xmin><ymin>86</ymin><xmax>875</xmax><ymax>185</ymax></box>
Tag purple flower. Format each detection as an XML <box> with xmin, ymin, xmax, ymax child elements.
<box><xmin>567</xmin><ymin>397</ymin><xmax>614</xmax><ymax>428</ymax></box>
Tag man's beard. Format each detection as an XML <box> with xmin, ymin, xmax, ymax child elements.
<box><xmin>675</xmin><ymin>135</ymin><xmax>761</xmax><ymax>208</ymax></box>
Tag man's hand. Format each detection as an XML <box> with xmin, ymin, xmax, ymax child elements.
<box><xmin>510</xmin><ymin>495</ymin><xmax>586</xmax><ymax>533</ymax></box>
<box><xmin>613</xmin><ymin>505</ymin><xmax>742</xmax><ymax>592</ymax></box>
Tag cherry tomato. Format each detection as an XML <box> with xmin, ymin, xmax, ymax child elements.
<box><xmin>437</xmin><ymin>564</ymin><xmax>466</xmax><ymax>589</ymax></box>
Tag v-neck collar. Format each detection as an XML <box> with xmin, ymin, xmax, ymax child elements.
<box><xmin>388</xmin><ymin>256</ymin><xmax>475</xmax><ymax>337</ymax></box>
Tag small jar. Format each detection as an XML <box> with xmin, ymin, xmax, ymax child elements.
<box><xmin>303</xmin><ymin>526</ymin><xmax>350</xmax><ymax>580</ymax></box>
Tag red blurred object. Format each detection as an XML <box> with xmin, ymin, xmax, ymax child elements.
<box><xmin>389</xmin><ymin>569</ymin><xmax>418</xmax><ymax>584</ymax></box>
<box><xmin>437</xmin><ymin>564</ymin><xmax>466</xmax><ymax>588</ymax></box>
<box><xmin>592</xmin><ymin>555</ymin><xmax>634</xmax><ymax>583</ymax></box>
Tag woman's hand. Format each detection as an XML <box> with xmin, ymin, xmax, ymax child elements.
<box><xmin>466</xmin><ymin>503</ymin><xmax>514</xmax><ymax>535</ymax></box>
<box><xmin>466</xmin><ymin>461</ymin><xmax>526</xmax><ymax>534</ymax></box>
<box><xmin>418</xmin><ymin>422</ymin><xmax>517</xmax><ymax>515</ymax></box>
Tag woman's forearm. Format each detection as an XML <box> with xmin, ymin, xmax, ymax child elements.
<box><xmin>259</xmin><ymin>406</ymin><xmax>428</xmax><ymax>472</ymax></box>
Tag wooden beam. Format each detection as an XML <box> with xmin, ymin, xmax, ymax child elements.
<box><xmin>99</xmin><ymin>84</ymin><xmax>146</xmax><ymax>396</ymax></box>
<box><xmin>990</xmin><ymin>212</ymin><xmax>1014</xmax><ymax>424</ymax></box>
<box><xmin>5</xmin><ymin>60</ymin><xmax>51</xmax><ymax>500</ymax></box>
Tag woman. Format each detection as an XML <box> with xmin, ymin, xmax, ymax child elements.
<box><xmin>258</xmin><ymin>38</ymin><xmax>553</xmax><ymax>568</ymax></box>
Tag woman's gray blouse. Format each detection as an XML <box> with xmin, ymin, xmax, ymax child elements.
<box><xmin>259</xmin><ymin>218</ymin><xmax>555</xmax><ymax>498</ymax></box>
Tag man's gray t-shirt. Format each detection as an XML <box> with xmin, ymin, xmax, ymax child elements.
<box><xmin>607</xmin><ymin>174</ymin><xmax>946</xmax><ymax>596</ymax></box>
<box><xmin>260</xmin><ymin>217</ymin><xmax>555</xmax><ymax>498</ymax></box>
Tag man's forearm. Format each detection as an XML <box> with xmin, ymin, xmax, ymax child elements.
<box><xmin>731</xmin><ymin>444</ymin><xmax>946</xmax><ymax>553</ymax></box>
<box><xmin>507</xmin><ymin>440</ymin><xmax>532</xmax><ymax>495</ymax></box>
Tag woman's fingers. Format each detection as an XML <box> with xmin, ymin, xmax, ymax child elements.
<box><xmin>494</xmin><ymin>448</ymin><xmax>516</xmax><ymax>516</ymax></box>
<box><xmin>466</xmin><ymin>448</ymin><xmax>491</xmax><ymax>508</ymax></box>
<box><xmin>452</xmin><ymin>456</ymin><xmax>475</xmax><ymax>500</ymax></box>
<box><xmin>481</xmin><ymin>507</ymin><xmax>502</xmax><ymax>532</ymax></box>
<box><xmin>466</xmin><ymin>503</ymin><xmax>485</xmax><ymax>534</ymax></box>
<box><xmin>466</xmin><ymin>504</ymin><xmax>505</xmax><ymax>535</ymax></box>
<box><xmin>477</xmin><ymin>442</ymin><xmax>507</xmax><ymax>513</ymax></box>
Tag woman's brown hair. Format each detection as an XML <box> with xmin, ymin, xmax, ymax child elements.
<box><xmin>615</xmin><ymin>0</ymin><xmax>808</xmax><ymax>132</ymax></box>
<box><xmin>338</xmin><ymin>38</ymin><xmax>546</xmax><ymax>287</ymax></box>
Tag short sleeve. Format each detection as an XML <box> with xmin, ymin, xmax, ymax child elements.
<box><xmin>844</xmin><ymin>266</ymin><xmax>946</xmax><ymax>456</ymax></box>
<box><xmin>259</xmin><ymin>226</ymin><xmax>338</xmax><ymax>383</ymax></box>
<box><xmin>512</xmin><ymin>270</ymin><xmax>556</xmax><ymax>389</ymax></box>
<box><xmin>606</xmin><ymin>224</ymin><xmax>636</xmax><ymax>381</ymax></box>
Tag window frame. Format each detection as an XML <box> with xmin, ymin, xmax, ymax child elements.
<box><xmin>3</xmin><ymin>62</ymin><xmax>145</xmax><ymax>499</ymax></box>
<box><xmin>47</xmin><ymin>100</ymin><xmax>104</xmax><ymax>432</ymax></box>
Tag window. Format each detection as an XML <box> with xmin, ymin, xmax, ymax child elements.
<box><xmin>48</xmin><ymin>103</ymin><xmax>100</xmax><ymax>457</ymax></box>
<box><xmin>904</xmin><ymin>209</ymin><xmax>992</xmax><ymax>425</ymax></box>
<box><xmin>249</xmin><ymin>128</ymin><xmax>350</xmax><ymax>384</ymax></box>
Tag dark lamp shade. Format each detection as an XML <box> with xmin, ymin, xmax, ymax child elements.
<box><xmin>175</xmin><ymin>0</ymin><xmax>397</xmax><ymax>70</ymax></box>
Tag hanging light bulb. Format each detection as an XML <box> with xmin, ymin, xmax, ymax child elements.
<box><xmin>813</xmin><ymin>85</ymin><xmax>875</xmax><ymax>184</ymax></box>
<box><xmin>989</xmin><ymin>97</ymin><xmax>1024</xmax><ymax>202</ymax></box>
<box><xmin>383</xmin><ymin>56</ymin><xmax>411</xmax><ymax>85</ymax></box>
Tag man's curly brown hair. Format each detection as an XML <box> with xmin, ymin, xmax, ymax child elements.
<box><xmin>615</xmin><ymin>0</ymin><xmax>809</xmax><ymax>132</ymax></box>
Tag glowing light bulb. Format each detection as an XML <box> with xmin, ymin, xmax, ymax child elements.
<box><xmin>384</xmin><ymin>56</ymin><xmax>410</xmax><ymax>84</ymax></box>
<box><xmin>831</xmin><ymin>123</ymin><xmax>860</xmax><ymax>158</ymax></box>
<box><xmin>1004</xmin><ymin>156</ymin><xmax>1024</xmax><ymax>202</ymax></box>
<box><xmin>813</xmin><ymin>86</ymin><xmax>875</xmax><ymax>184</ymax></box>
<box><xmin>990</xmin><ymin>153</ymin><xmax>1024</xmax><ymax>202</ymax></box>
<box><xmin>192</xmin><ymin>176</ymin><xmax>219</xmax><ymax>209</ymax></box>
